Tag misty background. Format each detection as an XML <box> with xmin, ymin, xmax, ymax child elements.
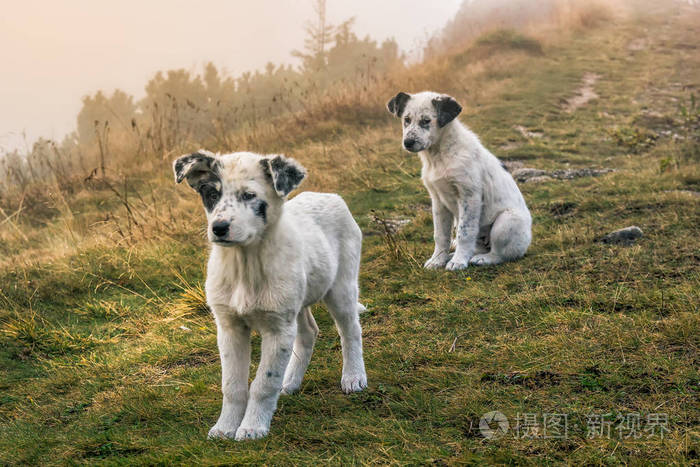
<box><xmin>0</xmin><ymin>0</ymin><xmax>461</xmax><ymax>153</ymax></box>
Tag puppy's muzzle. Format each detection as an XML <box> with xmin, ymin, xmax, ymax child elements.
<box><xmin>212</xmin><ymin>220</ymin><xmax>230</xmax><ymax>238</ymax></box>
<box><xmin>403</xmin><ymin>138</ymin><xmax>420</xmax><ymax>152</ymax></box>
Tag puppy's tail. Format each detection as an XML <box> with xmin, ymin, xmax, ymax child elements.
<box><xmin>357</xmin><ymin>303</ymin><xmax>368</xmax><ymax>315</ymax></box>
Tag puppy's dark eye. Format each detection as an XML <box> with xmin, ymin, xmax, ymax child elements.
<box><xmin>420</xmin><ymin>118</ymin><xmax>431</xmax><ymax>126</ymax></box>
<box><xmin>210</xmin><ymin>191</ymin><xmax>220</xmax><ymax>201</ymax></box>
<box><xmin>241</xmin><ymin>191</ymin><xmax>256</xmax><ymax>201</ymax></box>
<box><xmin>404</xmin><ymin>117</ymin><xmax>411</xmax><ymax>125</ymax></box>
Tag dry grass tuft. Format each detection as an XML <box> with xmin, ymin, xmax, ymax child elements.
<box><xmin>170</xmin><ymin>271</ymin><xmax>210</xmax><ymax>318</ymax></box>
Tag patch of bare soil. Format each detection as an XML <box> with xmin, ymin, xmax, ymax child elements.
<box><xmin>563</xmin><ymin>72</ymin><xmax>601</xmax><ymax>112</ymax></box>
<box><xmin>514</xmin><ymin>125</ymin><xmax>543</xmax><ymax>139</ymax></box>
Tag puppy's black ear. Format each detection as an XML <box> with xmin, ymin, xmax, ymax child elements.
<box><xmin>173</xmin><ymin>150</ymin><xmax>218</xmax><ymax>188</ymax></box>
<box><xmin>262</xmin><ymin>155</ymin><xmax>306</xmax><ymax>197</ymax></box>
<box><xmin>386</xmin><ymin>92</ymin><xmax>411</xmax><ymax>118</ymax></box>
<box><xmin>432</xmin><ymin>95</ymin><xmax>462</xmax><ymax>127</ymax></box>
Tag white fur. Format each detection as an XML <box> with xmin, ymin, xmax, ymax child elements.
<box><xmin>174</xmin><ymin>151</ymin><xmax>367</xmax><ymax>441</ymax></box>
<box><xmin>390</xmin><ymin>91</ymin><xmax>532</xmax><ymax>270</ymax></box>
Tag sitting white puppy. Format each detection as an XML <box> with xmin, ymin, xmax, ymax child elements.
<box><xmin>173</xmin><ymin>151</ymin><xmax>367</xmax><ymax>441</ymax></box>
<box><xmin>386</xmin><ymin>91</ymin><xmax>532</xmax><ymax>270</ymax></box>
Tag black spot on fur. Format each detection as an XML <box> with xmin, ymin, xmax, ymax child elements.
<box><xmin>266</xmin><ymin>371</ymin><xmax>272</xmax><ymax>378</ymax></box>
<box><xmin>387</xmin><ymin>92</ymin><xmax>411</xmax><ymax>118</ymax></box>
<box><xmin>432</xmin><ymin>95</ymin><xmax>462</xmax><ymax>128</ymax></box>
<box><xmin>235</xmin><ymin>190</ymin><xmax>268</xmax><ymax>223</ymax></box>
<box><xmin>269</xmin><ymin>155</ymin><xmax>305</xmax><ymax>196</ymax></box>
<box><xmin>195</xmin><ymin>177</ymin><xmax>221</xmax><ymax>212</ymax></box>
<box><xmin>255</xmin><ymin>200</ymin><xmax>267</xmax><ymax>223</ymax></box>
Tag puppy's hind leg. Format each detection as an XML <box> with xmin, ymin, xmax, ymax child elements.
<box><xmin>451</xmin><ymin>221</ymin><xmax>489</xmax><ymax>253</ymax></box>
<box><xmin>470</xmin><ymin>209</ymin><xmax>531</xmax><ymax>266</ymax></box>
<box><xmin>324</xmin><ymin>282</ymin><xmax>367</xmax><ymax>394</ymax></box>
<box><xmin>281</xmin><ymin>307</ymin><xmax>319</xmax><ymax>395</ymax></box>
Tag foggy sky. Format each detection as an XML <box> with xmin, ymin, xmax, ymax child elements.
<box><xmin>0</xmin><ymin>0</ymin><xmax>461</xmax><ymax>153</ymax></box>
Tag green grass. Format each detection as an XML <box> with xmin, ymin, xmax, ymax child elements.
<box><xmin>451</xmin><ymin>29</ymin><xmax>545</xmax><ymax>68</ymax></box>
<box><xmin>1</xmin><ymin>1</ymin><xmax>699</xmax><ymax>464</ymax></box>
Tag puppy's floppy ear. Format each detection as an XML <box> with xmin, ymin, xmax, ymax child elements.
<box><xmin>173</xmin><ymin>150</ymin><xmax>218</xmax><ymax>188</ymax></box>
<box><xmin>386</xmin><ymin>92</ymin><xmax>411</xmax><ymax>118</ymax></box>
<box><xmin>260</xmin><ymin>155</ymin><xmax>306</xmax><ymax>197</ymax></box>
<box><xmin>432</xmin><ymin>95</ymin><xmax>462</xmax><ymax>127</ymax></box>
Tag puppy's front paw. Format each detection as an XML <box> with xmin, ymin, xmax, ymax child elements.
<box><xmin>235</xmin><ymin>425</ymin><xmax>269</xmax><ymax>441</ymax></box>
<box><xmin>424</xmin><ymin>253</ymin><xmax>451</xmax><ymax>270</ymax></box>
<box><xmin>208</xmin><ymin>424</ymin><xmax>237</xmax><ymax>440</ymax></box>
<box><xmin>446</xmin><ymin>257</ymin><xmax>469</xmax><ymax>271</ymax></box>
<box><xmin>341</xmin><ymin>372</ymin><xmax>367</xmax><ymax>394</ymax></box>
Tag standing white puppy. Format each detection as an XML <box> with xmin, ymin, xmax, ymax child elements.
<box><xmin>173</xmin><ymin>150</ymin><xmax>367</xmax><ymax>441</ymax></box>
<box><xmin>387</xmin><ymin>91</ymin><xmax>532</xmax><ymax>270</ymax></box>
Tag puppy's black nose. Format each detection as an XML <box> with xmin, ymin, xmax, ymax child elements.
<box><xmin>403</xmin><ymin>138</ymin><xmax>416</xmax><ymax>149</ymax></box>
<box><xmin>212</xmin><ymin>220</ymin><xmax>230</xmax><ymax>237</ymax></box>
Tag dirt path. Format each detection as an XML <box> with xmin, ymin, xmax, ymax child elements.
<box><xmin>563</xmin><ymin>72</ymin><xmax>601</xmax><ymax>112</ymax></box>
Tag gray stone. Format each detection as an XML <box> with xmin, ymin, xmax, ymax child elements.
<box><xmin>549</xmin><ymin>168</ymin><xmax>615</xmax><ymax>180</ymax></box>
<box><xmin>525</xmin><ymin>175</ymin><xmax>555</xmax><ymax>183</ymax></box>
<box><xmin>512</xmin><ymin>168</ymin><xmax>547</xmax><ymax>182</ymax></box>
<box><xmin>501</xmin><ymin>160</ymin><xmax>525</xmax><ymax>172</ymax></box>
<box><xmin>600</xmin><ymin>226</ymin><xmax>644</xmax><ymax>245</ymax></box>
<box><xmin>511</xmin><ymin>166</ymin><xmax>615</xmax><ymax>183</ymax></box>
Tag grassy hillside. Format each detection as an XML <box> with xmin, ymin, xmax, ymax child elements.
<box><xmin>1</xmin><ymin>0</ymin><xmax>698</xmax><ymax>464</ymax></box>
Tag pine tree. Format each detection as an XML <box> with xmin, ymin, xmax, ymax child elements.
<box><xmin>292</xmin><ymin>0</ymin><xmax>335</xmax><ymax>73</ymax></box>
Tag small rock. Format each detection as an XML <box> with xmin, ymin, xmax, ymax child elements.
<box><xmin>179</xmin><ymin>325</ymin><xmax>192</xmax><ymax>332</ymax></box>
<box><xmin>512</xmin><ymin>168</ymin><xmax>547</xmax><ymax>182</ymax></box>
<box><xmin>511</xmin><ymin>166</ymin><xmax>615</xmax><ymax>183</ymax></box>
<box><xmin>501</xmin><ymin>160</ymin><xmax>524</xmax><ymax>172</ymax></box>
<box><xmin>599</xmin><ymin>226</ymin><xmax>644</xmax><ymax>245</ymax></box>
<box><xmin>525</xmin><ymin>175</ymin><xmax>555</xmax><ymax>183</ymax></box>
<box><xmin>549</xmin><ymin>168</ymin><xmax>615</xmax><ymax>180</ymax></box>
